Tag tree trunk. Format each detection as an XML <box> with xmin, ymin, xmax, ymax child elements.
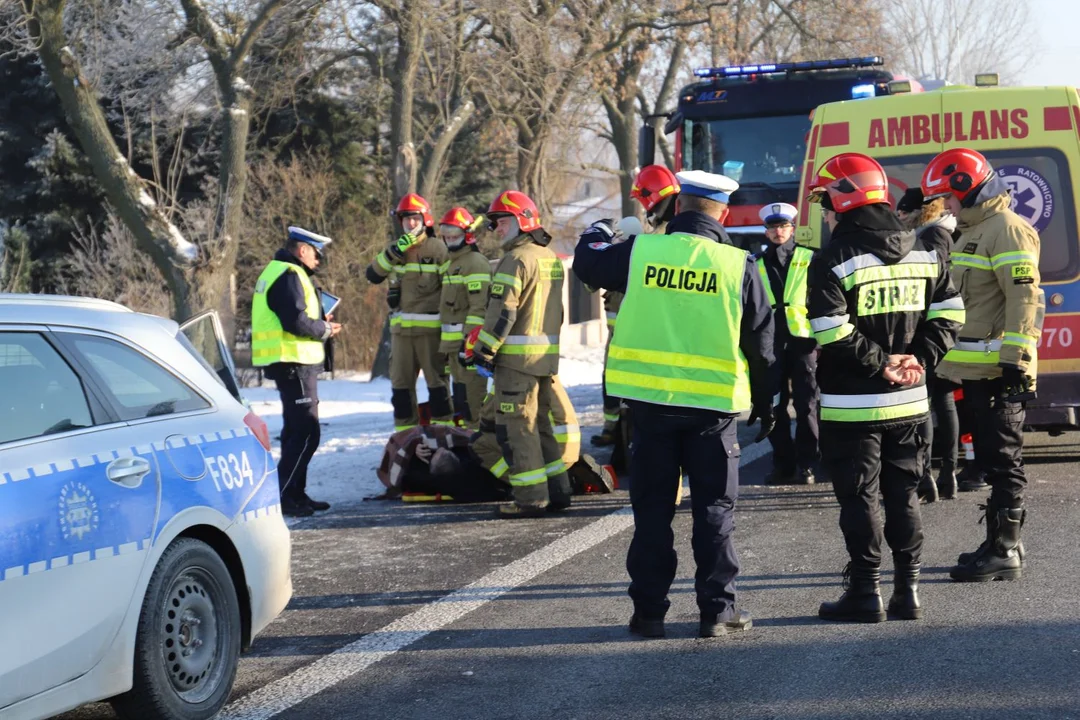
<box><xmin>26</xmin><ymin>0</ymin><xmax>197</xmax><ymax>316</ymax></box>
<box><xmin>390</xmin><ymin>0</ymin><xmax>423</xmax><ymax>197</ymax></box>
<box><xmin>418</xmin><ymin>99</ymin><xmax>476</xmax><ymax>201</ymax></box>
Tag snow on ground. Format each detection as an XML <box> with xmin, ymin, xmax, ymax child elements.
<box><xmin>242</xmin><ymin>344</ymin><xmax>609</xmax><ymax>505</ymax></box>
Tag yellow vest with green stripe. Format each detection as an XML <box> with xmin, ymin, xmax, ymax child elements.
<box><xmin>756</xmin><ymin>246</ymin><xmax>813</xmax><ymax>338</ymax></box>
<box><xmin>251</xmin><ymin>260</ymin><xmax>325</xmax><ymax>366</ymax></box>
<box><xmin>606</xmin><ymin>233</ymin><xmax>751</xmax><ymax>413</ymax></box>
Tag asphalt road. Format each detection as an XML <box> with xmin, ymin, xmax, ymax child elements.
<box><xmin>57</xmin><ymin>427</ymin><xmax>1080</xmax><ymax>720</ymax></box>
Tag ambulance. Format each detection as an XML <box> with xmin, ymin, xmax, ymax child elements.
<box><xmin>796</xmin><ymin>80</ymin><xmax>1080</xmax><ymax>432</ymax></box>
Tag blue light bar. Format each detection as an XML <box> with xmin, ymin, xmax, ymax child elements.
<box><xmin>693</xmin><ymin>56</ymin><xmax>884</xmax><ymax>79</ymax></box>
<box><xmin>851</xmin><ymin>83</ymin><xmax>876</xmax><ymax>99</ymax></box>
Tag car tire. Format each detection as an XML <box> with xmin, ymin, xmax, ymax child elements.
<box><xmin>111</xmin><ymin>537</ymin><xmax>242</xmax><ymax>720</ymax></box>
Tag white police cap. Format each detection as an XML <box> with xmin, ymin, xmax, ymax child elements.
<box><xmin>759</xmin><ymin>202</ymin><xmax>798</xmax><ymax>225</ymax></box>
<box><xmin>287</xmin><ymin>226</ymin><xmax>333</xmax><ymax>255</ymax></box>
<box><xmin>675</xmin><ymin>170</ymin><xmax>740</xmax><ymax>203</ymax></box>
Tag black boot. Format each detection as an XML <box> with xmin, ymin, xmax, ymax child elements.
<box><xmin>887</xmin><ymin>562</ymin><xmax>923</xmax><ymax>620</ymax></box>
<box><xmin>917</xmin><ymin>473</ymin><xmax>939</xmax><ymax>504</ymax></box>
<box><xmin>936</xmin><ymin>463</ymin><xmax>958</xmax><ymax>500</ymax></box>
<box><xmin>957</xmin><ymin>501</ymin><xmax>1026</xmax><ymax>565</ymax></box>
<box><xmin>951</xmin><ymin>506</ymin><xmax>1025</xmax><ymax>582</ymax></box>
<box><xmin>819</xmin><ymin>564</ymin><xmax>886</xmax><ymax>623</ymax></box>
<box><xmin>958</xmin><ymin>466</ymin><xmax>989</xmax><ymax>492</ymax></box>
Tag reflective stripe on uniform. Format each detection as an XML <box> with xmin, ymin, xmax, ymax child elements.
<box><xmin>553</xmin><ymin>424</ymin><xmax>581</xmax><ymax>444</ymax></box>
<box><xmin>509</xmin><ymin>467</ymin><xmax>548</xmax><ymax>487</ymax></box>
<box><xmin>831</xmin><ymin>250</ymin><xmax>939</xmax><ymax>290</ymax></box>
<box><xmin>820</xmin><ymin>385</ymin><xmax>929</xmax><ymax>422</ymax></box>
<box><xmin>606</xmin><ymin>311</ymin><xmax>618</xmax><ymax>327</ymax></box>
<box><xmin>478</xmin><ymin>329</ymin><xmax>502</xmax><ymax>351</ymax></box>
<box><xmin>394</xmin><ymin>423</ymin><xmax>418</xmax><ymax>432</ymax></box>
<box><xmin>441</xmin><ymin>323</ymin><xmax>464</xmax><ymax>343</ymax></box>
<box><xmin>608</xmin><ymin>344</ymin><xmax>739</xmax><ymax>375</ymax></box>
<box><xmin>757</xmin><ymin>260</ymin><xmax>777</xmax><ymax>308</ymax></box>
<box><xmin>810</xmin><ymin>314</ymin><xmax>854</xmax><ymax>345</ymax></box>
<box><xmin>398</xmin><ymin>313</ymin><xmax>441</xmax><ymax>329</ymax></box>
<box><xmin>951</xmin><ymin>253</ymin><xmax>993</xmax><ymax>271</ymax></box>
<box><xmin>465</xmin><ymin>315</ymin><xmax>485</xmax><ymax>327</ymax></box>
<box><xmin>376</xmin><ymin>251</ymin><xmax>394</xmax><ymax>272</ymax></box>
<box><xmin>944</xmin><ymin>338</ymin><xmax>1002</xmax><ymax>364</ymax></box>
<box><xmin>544</xmin><ymin>459</ymin><xmax>567</xmax><ymax>476</ymax></box>
<box><xmin>991</xmin><ymin>251</ymin><xmax>1038</xmax><ymax>269</ymax></box>
<box><xmin>493</xmin><ymin>272</ymin><xmax>522</xmax><ymax>291</ymax></box>
<box><xmin>489</xmin><ymin>457</ymin><xmax>508</xmax><ymax>479</ymax></box>
<box><xmin>1004</xmin><ymin>332</ymin><xmax>1037</xmax><ymax>350</ymax></box>
<box><xmin>402</xmin><ymin>263</ymin><xmax>441</xmax><ymax>274</ymax></box>
<box><xmin>603</xmin><ymin>411</ymin><xmax>620</xmax><ymax>423</ymax></box>
<box><xmin>499</xmin><ymin>334</ymin><xmax>559</xmax><ymax>355</ymax></box>
<box><xmin>926</xmin><ymin>296</ymin><xmax>966</xmax><ymax>323</ymax></box>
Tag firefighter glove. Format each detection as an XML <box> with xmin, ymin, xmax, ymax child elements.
<box><xmin>386</xmin><ymin>285</ymin><xmax>401</xmax><ymax>310</ymax></box>
<box><xmin>1000</xmin><ymin>363</ymin><xmax>1036</xmax><ymax>403</ymax></box>
<box><xmin>747</xmin><ymin>399</ymin><xmax>775</xmax><ymax>443</ymax></box>
<box><xmin>387</xmin><ymin>233</ymin><xmax>421</xmax><ymax>261</ymax></box>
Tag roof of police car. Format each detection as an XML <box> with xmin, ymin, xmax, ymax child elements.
<box><xmin>0</xmin><ymin>294</ymin><xmax>179</xmax><ymax>339</ymax></box>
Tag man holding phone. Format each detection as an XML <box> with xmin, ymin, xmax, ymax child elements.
<box><xmin>251</xmin><ymin>226</ymin><xmax>343</xmax><ymax>517</ymax></box>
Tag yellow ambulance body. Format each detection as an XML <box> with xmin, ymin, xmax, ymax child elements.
<box><xmin>797</xmin><ymin>85</ymin><xmax>1080</xmax><ymax>430</ymax></box>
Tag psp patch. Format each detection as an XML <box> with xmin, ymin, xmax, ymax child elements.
<box><xmin>490</xmin><ymin>282</ymin><xmax>505</xmax><ymax>298</ymax></box>
<box><xmin>467</xmin><ymin>280</ymin><xmax>483</xmax><ymax>292</ymax></box>
<box><xmin>1012</xmin><ymin>263</ymin><xmax>1036</xmax><ymax>284</ymax></box>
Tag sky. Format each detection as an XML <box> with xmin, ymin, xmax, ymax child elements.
<box><xmin>1022</xmin><ymin>0</ymin><xmax>1080</xmax><ymax>87</ymax></box>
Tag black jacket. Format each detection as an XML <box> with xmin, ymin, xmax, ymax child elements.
<box><xmin>266</xmin><ymin>249</ymin><xmax>332</xmax><ymax>374</ymax></box>
<box><xmin>573</xmin><ymin>210</ymin><xmax>775</xmax><ymax>414</ymax></box>
<box><xmin>807</xmin><ymin>204</ymin><xmax>962</xmax><ymax>428</ymax></box>
<box><xmin>760</xmin><ymin>238</ymin><xmax>817</xmax><ymax>352</ymax></box>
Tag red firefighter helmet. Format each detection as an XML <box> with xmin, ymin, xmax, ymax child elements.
<box><xmin>439</xmin><ymin>206</ymin><xmax>477</xmax><ymax>245</ymax></box>
<box><xmin>921</xmin><ymin>148</ymin><xmax>993</xmax><ymax>204</ymax></box>
<box><xmin>487</xmin><ymin>190</ymin><xmax>542</xmax><ymax>233</ymax></box>
<box><xmin>631</xmin><ymin>165</ymin><xmax>681</xmax><ymax>212</ymax></box>
<box><xmin>394</xmin><ymin>193</ymin><xmax>434</xmax><ymax>227</ymax></box>
<box><xmin>807</xmin><ymin>153</ymin><xmax>889</xmax><ymax>212</ymax></box>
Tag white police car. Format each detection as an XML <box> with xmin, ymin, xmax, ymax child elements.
<box><xmin>0</xmin><ymin>295</ymin><xmax>291</xmax><ymax>720</ymax></box>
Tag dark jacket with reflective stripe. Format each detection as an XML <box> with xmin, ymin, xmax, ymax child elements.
<box><xmin>761</xmin><ymin>239</ymin><xmax>816</xmax><ymax>351</ymax></box>
<box><xmin>574</xmin><ymin>210</ymin><xmax>775</xmax><ymax>415</ymax></box>
<box><xmin>807</xmin><ymin>204</ymin><xmax>963</xmax><ymax>429</ymax></box>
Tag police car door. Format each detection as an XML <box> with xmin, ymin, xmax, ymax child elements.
<box><xmin>0</xmin><ymin>328</ymin><xmax>162</xmax><ymax>708</ymax></box>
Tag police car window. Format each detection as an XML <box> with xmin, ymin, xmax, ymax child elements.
<box><xmin>67</xmin><ymin>336</ymin><xmax>209</xmax><ymax>420</ymax></box>
<box><xmin>877</xmin><ymin>149</ymin><xmax>1078</xmax><ymax>282</ymax></box>
<box><xmin>0</xmin><ymin>333</ymin><xmax>93</xmax><ymax>445</ymax></box>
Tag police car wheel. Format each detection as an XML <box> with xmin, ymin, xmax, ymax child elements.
<box><xmin>111</xmin><ymin>538</ymin><xmax>242</xmax><ymax>720</ymax></box>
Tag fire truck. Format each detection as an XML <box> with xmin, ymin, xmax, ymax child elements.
<box><xmin>639</xmin><ymin>56</ymin><xmax>916</xmax><ymax>251</ymax></box>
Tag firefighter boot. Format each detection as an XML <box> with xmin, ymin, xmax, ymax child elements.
<box><xmin>819</xmin><ymin>565</ymin><xmax>886</xmax><ymax>623</ymax></box>
<box><xmin>957</xmin><ymin>501</ymin><xmax>1025</xmax><ymax>565</ymax></box>
<box><xmin>951</xmin><ymin>506</ymin><xmax>1025</xmax><ymax>582</ymax></box>
<box><xmin>887</xmin><ymin>562</ymin><xmax>922</xmax><ymax>620</ymax></box>
<box><xmin>590</xmin><ymin>427</ymin><xmax>617</xmax><ymax>447</ymax></box>
<box><xmin>937</xmin><ymin>462</ymin><xmax>958</xmax><ymax>500</ymax></box>
<box><xmin>699</xmin><ymin>609</ymin><xmax>753</xmax><ymax>638</ymax></box>
<box><xmin>498</xmin><ymin>502</ymin><xmax>549</xmax><ymax>519</ymax></box>
<box><xmin>917</xmin><ymin>472</ymin><xmax>939</xmax><ymax>504</ymax></box>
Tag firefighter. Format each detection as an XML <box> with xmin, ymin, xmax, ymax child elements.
<box><xmin>574</xmin><ymin>170</ymin><xmax>775</xmax><ymax>639</ymax></box>
<box><xmin>437</xmin><ymin>207</ymin><xmax>492</xmax><ymax>428</ymax></box>
<box><xmin>921</xmin><ymin>148</ymin><xmax>1044</xmax><ymax>582</ymax></box>
<box><xmin>471</xmin><ymin>191</ymin><xmax>574</xmax><ymax>518</ymax></box>
<box><xmin>251</xmin><ymin>227</ymin><xmax>342</xmax><ymax>517</ymax></box>
<box><xmin>366</xmin><ymin>193</ymin><xmax>452</xmax><ymax>430</ymax></box>
<box><xmin>757</xmin><ymin>202</ymin><xmax>820</xmax><ymax>485</ymax></box>
<box><xmin>807</xmin><ymin>153</ymin><xmax>963</xmax><ymax>622</ymax></box>
<box><xmin>590</xmin><ymin>166</ymin><xmax>683</xmax><ymax>448</ymax></box>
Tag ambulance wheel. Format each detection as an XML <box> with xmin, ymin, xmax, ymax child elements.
<box><xmin>112</xmin><ymin>538</ymin><xmax>242</xmax><ymax>720</ymax></box>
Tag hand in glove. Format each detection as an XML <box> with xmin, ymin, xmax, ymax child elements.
<box><xmin>386</xmin><ymin>285</ymin><xmax>401</xmax><ymax>310</ymax></box>
<box><xmin>999</xmin><ymin>364</ymin><xmax>1036</xmax><ymax>403</ymax></box>
<box><xmin>387</xmin><ymin>232</ymin><xmax>421</xmax><ymax>262</ymax></box>
<box><xmin>746</xmin><ymin>397</ymin><xmax>776</xmax><ymax>443</ymax></box>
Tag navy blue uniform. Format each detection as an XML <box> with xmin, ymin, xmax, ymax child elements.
<box><xmin>264</xmin><ymin>249</ymin><xmax>332</xmax><ymax>505</ymax></box>
<box><xmin>574</xmin><ymin>211</ymin><xmax>775</xmax><ymax>620</ymax></box>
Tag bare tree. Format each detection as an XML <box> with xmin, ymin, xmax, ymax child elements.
<box><xmin>10</xmin><ymin>0</ymin><xmax>323</xmax><ymax>319</ymax></box>
<box><xmin>884</xmin><ymin>0</ymin><xmax>1036</xmax><ymax>85</ymax></box>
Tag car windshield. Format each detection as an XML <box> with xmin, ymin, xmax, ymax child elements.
<box><xmin>684</xmin><ymin>114</ymin><xmax>810</xmax><ymax>187</ymax></box>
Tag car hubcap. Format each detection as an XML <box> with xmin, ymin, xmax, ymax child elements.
<box><xmin>161</xmin><ymin>567</ymin><xmax>229</xmax><ymax>703</ymax></box>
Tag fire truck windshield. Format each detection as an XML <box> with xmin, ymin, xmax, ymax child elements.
<box><xmin>683</xmin><ymin>114</ymin><xmax>810</xmax><ymax>189</ymax></box>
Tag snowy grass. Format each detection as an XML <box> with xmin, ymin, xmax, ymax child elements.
<box><xmin>242</xmin><ymin>345</ymin><xmax>608</xmax><ymax>504</ymax></box>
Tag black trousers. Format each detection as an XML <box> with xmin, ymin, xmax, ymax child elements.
<box><xmin>768</xmin><ymin>341</ymin><xmax>820</xmax><ymax>473</ymax></box>
<box><xmin>272</xmin><ymin>365</ymin><xmax>321</xmax><ymax>503</ymax></box>
<box><xmin>963</xmin><ymin>378</ymin><xmax>1027</xmax><ymax>506</ymax></box>
<box><xmin>921</xmin><ymin>374</ymin><xmax>959</xmax><ymax>480</ymax></box>
<box><xmin>626</xmin><ymin>401</ymin><xmax>741</xmax><ymax>620</ymax></box>
<box><xmin>821</xmin><ymin>421</ymin><xmax>925</xmax><ymax>568</ymax></box>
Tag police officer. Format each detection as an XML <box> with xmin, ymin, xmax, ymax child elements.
<box><xmin>366</xmin><ymin>193</ymin><xmax>452</xmax><ymax>431</ymax></box>
<box><xmin>251</xmin><ymin>227</ymin><xmax>342</xmax><ymax>517</ymax></box>
<box><xmin>806</xmin><ymin>153</ymin><xmax>962</xmax><ymax>622</ymax></box>
<box><xmin>437</xmin><ymin>207</ymin><xmax>491</xmax><ymax>428</ymax></box>
<box><xmin>756</xmin><ymin>202</ymin><xmax>820</xmax><ymax>485</ymax></box>
<box><xmin>921</xmin><ymin>148</ymin><xmax>1044</xmax><ymax>582</ymax></box>
<box><xmin>574</xmin><ymin>170</ymin><xmax>775</xmax><ymax>639</ymax></box>
<box><xmin>472</xmin><ymin>191</ymin><xmax>574</xmax><ymax>518</ymax></box>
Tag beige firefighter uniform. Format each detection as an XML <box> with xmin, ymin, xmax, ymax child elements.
<box><xmin>937</xmin><ymin>192</ymin><xmax>1045</xmax><ymax>385</ymax></box>
<box><xmin>367</xmin><ymin>233</ymin><xmax>452</xmax><ymax>429</ymax></box>
<box><xmin>439</xmin><ymin>246</ymin><xmax>492</xmax><ymax>428</ymax></box>
<box><xmin>476</xmin><ymin>235</ymin><xmax>571</xmax><ymax>508</ymax></box>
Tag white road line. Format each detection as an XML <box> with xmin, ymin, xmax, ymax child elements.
<box><xmin>739</xmin><ymin>437</ymin><xmax>772</xmax><ymax>467</ymax></box>
<box><xmin>220</xmin><ymin>507</ymin><xmax>635</xmax><ymax>720</ymax></box>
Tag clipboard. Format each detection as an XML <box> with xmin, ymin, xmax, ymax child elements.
<box><xmin>319</xmin><ymin>290</ymin><xmax>341</xmax><ymax>317</ymax></box>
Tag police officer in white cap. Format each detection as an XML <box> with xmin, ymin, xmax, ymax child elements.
<box><xmin>574</xmin><ymin>169</ymin><xmax>775</xmax><ymax>639</ymax></box>
<box><xmin>251</xmin><ymin>226</ymin><xmax>342</xmax><ymax>516</ymax></box>
<box><xmin>755</xmin><ymin>203</ymin><xmax>821</xmax><ymax>485</ymax></box>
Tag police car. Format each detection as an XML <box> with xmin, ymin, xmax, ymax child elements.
<box><xmin>0</xmin><ymin>295</ymin><xmax>291</xmax><ymax>720</ymax></box>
